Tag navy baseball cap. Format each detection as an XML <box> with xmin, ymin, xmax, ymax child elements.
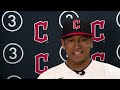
<box><xmin>61</xmin><ymin>18</ymin><xmax>93</xmax><ymax>39</ymax></box>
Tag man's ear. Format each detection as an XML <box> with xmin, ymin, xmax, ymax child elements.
<box><xmin>61</xmin><ymin>39</ymin><xmax>65</xmax><ymax>50</ymax></box>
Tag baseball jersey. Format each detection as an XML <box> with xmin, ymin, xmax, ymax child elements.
<box><xmin>37</xmin><ymin>60</ymin><xmax>120</xmax><ymax>79</ymax></box>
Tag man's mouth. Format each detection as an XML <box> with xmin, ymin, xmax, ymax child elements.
<box><xmin>73</xmin><ymin>51</ymin><xmax>83</xmax><ymax>56</ymax></box>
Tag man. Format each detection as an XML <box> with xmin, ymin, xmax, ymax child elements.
<box><xmin>37</xmin><ymin>18</ymin><xmax>120</xmax><ymax>79</ymax></box>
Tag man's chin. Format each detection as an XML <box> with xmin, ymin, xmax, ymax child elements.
<box><xmin>72</xmin><ymin>58</ymin><xmax>84</xmax><ymax>63</ymax></box>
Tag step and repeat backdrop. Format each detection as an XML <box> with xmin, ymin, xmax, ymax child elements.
<box><xmin>0</xmin><ymin>11</ymin><xmax>120</xmax><ymax>79</ymax></box>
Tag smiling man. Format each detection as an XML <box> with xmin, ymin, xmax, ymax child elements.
<box><xmin>37</xmin><ymin>18</ymin><xmax>120</xmax><ymax>79</ymax></box>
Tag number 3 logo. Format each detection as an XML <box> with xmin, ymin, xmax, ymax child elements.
<box><xmin>3</xmin><ymin>43</ymin><xmax>24</xmax><ymax>64</ymax></box>
<box><xmin>9</xmin><ymin>47</ymin><xmax>17</xmax><ymax>60</ymax></box>
<box><xmin>1</xmin><ymin>11</ymin><xmax>23</xmax><ymax>32</ymax></box>
<box><xmin>8</xmin><ymin>15</ymin><xmax>16</xmax><ymax>27</ymax></box>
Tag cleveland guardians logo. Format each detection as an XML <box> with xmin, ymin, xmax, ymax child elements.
<box><xmin>73</xmin><ymin>19</ymin><xmax>80</xmax><ymax>30</ymax></box>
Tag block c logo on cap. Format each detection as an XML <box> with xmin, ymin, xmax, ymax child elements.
<box><xmin>73</xmin><ymin>19</ymin><xmax>80</xmax><ymax>30</ymax></box>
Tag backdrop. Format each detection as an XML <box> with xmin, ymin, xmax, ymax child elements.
<box><xmin>0</xmin><ymin>11</ymin><xmax>120</xmax><ymax>79</ymax></box>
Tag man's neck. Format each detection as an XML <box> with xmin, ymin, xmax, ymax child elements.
<box><xmin>66</xmin><ymin>58</ymin><xmax>92</xmax><ymax>71</ymax></box>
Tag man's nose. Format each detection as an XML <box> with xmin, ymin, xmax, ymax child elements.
<box><xmin>74</xmin><ymin>40</ymin><xmax>81</xmax><ymax>49</ymax></box>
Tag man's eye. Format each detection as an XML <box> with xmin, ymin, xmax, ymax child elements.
<box><xmin>70</xmin><ymin>40</ymin><xmax>73</xmax><ymax>41</ymax></box>
<box><xmin>68</xmin><ymin>39</ymin><xmax>74</xmax><ymax>42</ymax></box>
<box><xmin>81</xmin><ymin>38</ymin><xmax>88</xmax><ymax>41</ymax></box>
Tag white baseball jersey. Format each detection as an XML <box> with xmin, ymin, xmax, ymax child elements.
<box><xmin>37</xmin><ymin>60</ymin><xmax>120</xmax><ymax>79</ymax></box>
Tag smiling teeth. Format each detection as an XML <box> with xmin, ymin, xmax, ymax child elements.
<box><xmin>74</xmin><ymin>51</ymin><xmax>83</xmax><ymax>55</ymax></box>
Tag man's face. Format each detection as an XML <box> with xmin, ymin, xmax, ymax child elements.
<box><xmin>61</xmin><ymin>35</ymin><xmax>93</xmax><ymax>63</ymax></box>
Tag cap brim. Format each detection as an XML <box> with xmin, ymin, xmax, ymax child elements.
<box><xmin>62</xmin><ymin>32</ymin><xmax>93</xmax><ymax>39</ymax></box>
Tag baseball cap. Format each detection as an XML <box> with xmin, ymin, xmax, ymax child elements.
<box><xmin>61</xmin><ymin>18</ymin><xmax>93</xmax><ymax>39</ymax></box>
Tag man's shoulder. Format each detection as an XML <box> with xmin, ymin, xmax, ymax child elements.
<box><xmin>92</xmin><ymin>60</ymin><xmax>120</xmax><ymax>70</ymax></box>
<box><xmin>37</xmin><ymin>62</ymin><xmax>65</xmax><ymax>79</ymax></box>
